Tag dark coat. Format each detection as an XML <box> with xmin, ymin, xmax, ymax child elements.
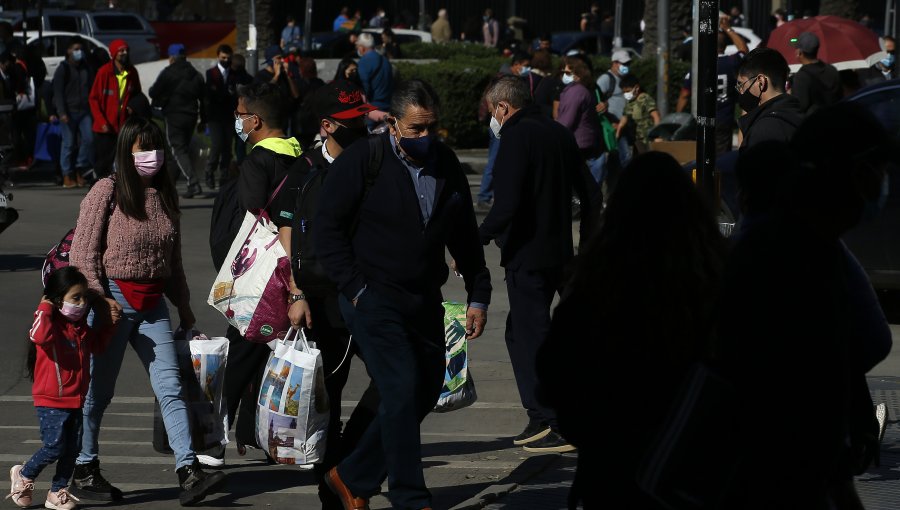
<box><xmin>149</xmin><ymin>59</ymin><xmax>205</xmax><ymax>121</ymax></box>
<box><xmin>738</xmin><ymin>93</ymin><xmax>803</xmax><ymax>151</ymax></box>
<box><xmin>479</xmin><ymin>105</ymin><xmax>599</xmax><ymax>271</ymax></box>
<box><xmin>204</xmin><ymin>64</ymin><xmax>240</xmax><ymax>122</ymax></box>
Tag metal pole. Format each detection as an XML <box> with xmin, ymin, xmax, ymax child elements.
<box><xmin>656</xmin><ymin>0</ymin><xmax>669</xmax><ymax>117</ymax></box>
<box><xmin>247</xmin><ymin>0</ymin><xmax>257</xmax><ymax>77</ymax></box>
<box><xmin>418</xmin><ymin>0</ymin><xmax>425</xmax><ymax>31</ymax></box>
<box><xmin>21</xmin><ymin>0</ymin><xmax>26</xmax><ymax>49</ymax></box>
<box><xmin>303</xmin><ymin>0</ymin><xmax>313</xmax><ymax>53</ymax></box>
<box><xmin>696</xmin><ymin>0</ymin><xmax>717</xmax><ymax>200</ymax></box>
<box><xmin>742</xmin><ymin>0</ymin><xmax>750</xmax><ymax>27</ymax></box>
<box><xmin>613</xmin><ymin>0</ymin><xmax>623</xmax><ymax>49</ymax></box>
<box><xmin>37</xmin><ymin>0</ymin><xmax>43</xmax><ymax>52</ymax></box>
<box><xmin>691</xmin><ymin>0</ymin><xmax>698</xmax><ymax>116</ymax></box>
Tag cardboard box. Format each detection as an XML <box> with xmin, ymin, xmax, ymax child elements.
<box><xmin>649</xmin><ymin>140</ymin><xmax>697</xmax><ymax>165</ymax></box>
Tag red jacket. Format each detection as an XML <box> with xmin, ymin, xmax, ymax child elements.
<box><xmin>29</xmin><ymin>302</ymin><xmax>113</xmax><ymax>408</ymax></box>
<box><xmin>89</xmin><ymin>61</ymin><xmax>141</xmax><ymax>134</ymax></box>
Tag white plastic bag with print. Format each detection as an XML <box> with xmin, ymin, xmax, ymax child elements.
<box><xmin>255</xmin><ymin>329</ymin><xmax>329</xmax><ymax>465</ymax></box>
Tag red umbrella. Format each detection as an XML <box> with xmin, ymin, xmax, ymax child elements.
<box><xmin>767</xmin><ymin>15</ymin><xmax>886</xmax><ymax>72</ymax></box>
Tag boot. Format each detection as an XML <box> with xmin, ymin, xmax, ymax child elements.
<box><xmin>62</xmin><ymin>175</ymin><xmax>76</xmax><ymax>188</ymax></box>
<box><xmin>75</xmin><ymin>171</ymin><xmax>87</xmax><ymax>188</ymax></box>
<box><xmin>177</xmin><ymin>461</ymin><xmax>226</xmax><ymax>506</ymax></box>
<box><xmin>205</xmin><ymin>171</ymin><xmax>216</xmax><ymax>190</ymax></box>
<box><xmin>69</xmin><ymin>459</ymin><xmax>123</xmax><ymax>501</ymax></box>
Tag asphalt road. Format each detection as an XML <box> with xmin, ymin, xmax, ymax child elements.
<box><xmin>0</xmin><ymin>180</ymin><xmax>565</xmax><ymax>509</ymax></box>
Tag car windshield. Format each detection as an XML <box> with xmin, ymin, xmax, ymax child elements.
<box><xmin>92</xmin><ymin>14</ymin><xmax>143</xmax><ymax>31</ymax></box>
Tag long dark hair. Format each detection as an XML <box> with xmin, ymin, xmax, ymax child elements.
<box><xmin>26</xmin><ymin>266</ymin><xmax>89</xmax><ymax>381</ymax></box>
<box><xmin>571</xmin><ymin>152</ymin><xmax>727</xmax><ymax>362</ymax></box>
<box><xmin>333</xmin><ymin>58</ymin><xmax>359</xmax><ymax>84</ymax></box>
<box><xmin>114</xmin><ymin>117</ymin><xmax>180</xmax><ymax>221</ymax></box>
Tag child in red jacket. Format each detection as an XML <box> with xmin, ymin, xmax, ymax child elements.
<box><xmin>8</xmin><ymin>267</ymin><xmax>113</xmax><ymax>510</ymax></box>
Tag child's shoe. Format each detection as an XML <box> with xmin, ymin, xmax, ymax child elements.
<box><xmin>6</xmin><ymin>465</ymin><xmax>34</xmax><ymax>508</ymax></box>
<box><xmin>45</xmin><ymin>488</ymin><xmax>79</xmax><ymax>510</ymax></box>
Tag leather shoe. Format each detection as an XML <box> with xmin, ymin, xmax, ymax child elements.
<box><xmin>324</xmin><ymin>467</ymin><xmax>369</xmax><ymax>510</ymax></box>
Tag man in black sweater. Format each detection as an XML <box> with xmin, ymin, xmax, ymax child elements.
<box><xmin>149</xmin><ymin>43</ymin><xmax>206</xmax><ymax>197</ymax></box>
<box><xmin>315</xmin><ymin>79</ymin><xmax>491</xmax><ymax>510</ymax></box>
<box><xmin>479</xmin><ymin>75</ymin><xmax>598</xmax><ymax>453</ymax></box>
<box><xmin>790</xmin><ymin>32</ymin><xmax>842</xmax><ymax>115</ymax></box>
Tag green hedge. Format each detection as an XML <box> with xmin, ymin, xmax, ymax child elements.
<box><xmin>393</xmin><ymin>50</ymin><xmax>692</xmax><ymax>148</ymax></box>
<box><xmin>399</xmin><ymin>41</ymin><xmax>501</xmax><ymax>60</ymax></box>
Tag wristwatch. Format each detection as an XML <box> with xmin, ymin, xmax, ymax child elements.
<box><xmin>288</xmin><ymin>293</ymin><xmax>306</xmax><ymax>304</ymax></box>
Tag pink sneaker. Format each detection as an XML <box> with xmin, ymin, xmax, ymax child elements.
<box><xmin>6</xmin><ymin>465</ymin><xmax>34</xmax><ymax>508</ymax></box>
<box><xmin>45</xmin><ymin>488</ymin><xmax>79</xmax><ymax>510</ymax></box>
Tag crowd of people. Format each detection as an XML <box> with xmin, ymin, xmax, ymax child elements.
<box><xmin>9</xmin><ymin>4</ymin><xmax>899</xmax><ymax>510</ymax></box>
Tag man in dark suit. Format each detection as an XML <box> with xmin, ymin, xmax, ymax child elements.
<box><xmin>315</xmin><ymin>79</ymin><xmax>491</xmax><ymax>510</ymax></box>
<box><xmin>479</xmin><ymin>75</ymin><xmax>598</xmax><ymax>453</ymax></box>
<box><xmin>203</xmin><ymin>44</ymin><xmax>239</xmax><ymax>189</ymax></box>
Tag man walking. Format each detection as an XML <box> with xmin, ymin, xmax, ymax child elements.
<box><xmin>431</xmin><ymin>9</ymin><xmax>452</xmax><ymax>43</ymax></box>
<box><xmin>315</xmin><ymin>79</ymin><xmax>491</xmax><ymax>510</ymax></box>
<box><xmin>88</xmin><ymin>39</ymin><xmax>140</xmax><ymax>179</ymax></box>
<box><xmin>790</xmin><ymin>32</ymin><xmax>842</xmax><ymax>115</ymax></box>
<box><xmin>479</xmin><ymin>75</ymin><xmax>597</xmax><ymax>453</ymax></box>
<box><xmin>596</xmin><ymin>49</ymin><xmax>633</xmax><ymax>185</ymax></box>
<box><xmin>149</xmin><ymin>43</ymin><xmax>206</xmax><ymax>197</ymax></box>
<box><xmin>52</xmin><ymin>36</ymin><xmax>94</xmax><ymax>188</ymax></box>
<box><xmin>204</xmin><ymin>44</ymin><xmax>239</xmax><ymax>189</ymax></box>
<box><xmin>355</xmin><ymin>33</ymin><xmax>392</xmax><ymax>111</ymax></box>
<box><xmin>736</xmin><ymin>48</ymin><xmax>803</xmax><ymax>151</ymax></box>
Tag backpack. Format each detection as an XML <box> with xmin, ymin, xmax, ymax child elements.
<box><xmin>291</xmin><ymin>136</ymin><xmax>383</xmax><ymax>297</ymax></box>
<box><xmin>41</xmin><ymin>178</ymin><xmax>116</xmax><ymax>287</ymax></box>
<box><xmin>209</xmin><ymin>177</ymin><xmax>243</xmax><ymax>273</ymax></box>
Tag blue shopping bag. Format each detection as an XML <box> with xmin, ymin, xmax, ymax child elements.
<box><xmin>34</xmin><ymin>122</ymin><xmax>62</xmax><ymax>162</ymax></box>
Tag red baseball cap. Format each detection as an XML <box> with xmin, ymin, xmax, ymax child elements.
<box><xmin>312</xmin><ymin>81</ymin><xmax>377</xmax><ymax>120</ymax></box>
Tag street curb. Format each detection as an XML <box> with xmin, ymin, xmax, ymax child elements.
<box><xmin>448</xmin><ymin>454</ymin><xmax>561</xmax><ymax>510</ymax></box>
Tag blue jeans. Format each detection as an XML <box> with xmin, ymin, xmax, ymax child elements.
<box><xmin>586</xmin><ymin>155</ymin><xmax>605</xmax><ymax>185</ymax></box>
<box><xmin>477</xmin><ymin>130</ymin><xmax>500</xmax><ymax>203</ymax></box>
<box><xmin>597</xmin><ymin>137</ymin><xmax>633</xmax><ymax>185</ymax></box>
<box><xmin>78</xmin><ymin>280</ymin><xmax>195</xmax><ymax>469</ymax></box>
<box><xmin>60</xmin><ymin>112</ymin><xmax>93</xmax><ymax>176</ymax></box>
<box><xmin>22</xmin><ymin>407</ymin><xmax>82</xmax><ymax>491</ymax></box>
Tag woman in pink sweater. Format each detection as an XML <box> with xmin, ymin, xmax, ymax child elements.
<box><xmin>69</xmin><ymin>118</ymin><xmax>226</xmax><ymax>506</ymax></box>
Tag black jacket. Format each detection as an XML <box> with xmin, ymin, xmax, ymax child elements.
<box><xmin>237</xmin><ymin>137</ymin><xmax>301</xmax><ymax>219</ymax></box>
<box><xmin>479</xmin><ymin>105</ymin><xmax>599</xmax><ymax>271</ymax></box>
<box><xmin>52</xmin><ymin>59</ymin><xmax>92</xmax><ymax>116</ymax></box>
<box><xmin>204</xmin><ymin>64</ymin><xmax>240</xmax><ymax>122</ymax></box>
<box><xmin>738</xmin><ymin>94</ymin><xmax>803</xmax><ymax>152</ymax></box>
<box><xmin>315</xmin><ymin>132</ymin><xmax>491</xmax><ymax>308</ymax></box>
<box><xmin>149</xmin><ymin>59</ymin><xmax>205</xmax><ymax>121</ymax></box>
<box><xmin>792</xmin><ymin>61</ymin><xmax>842</xmax><ymax>115</ymax></box>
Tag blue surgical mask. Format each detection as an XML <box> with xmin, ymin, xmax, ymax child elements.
<box><xmin>881</xmin><ymin>53</ymin><xmax>895</xmax><ymax>68</ymax></box>
<box><xmin>519</xmin><ymin>66</ymin><xmax>532</xmax><ymax>76</ymax></box>
<box><xmin>863</xmin><ymin>174</ymin><xmax>890</xmax><ymax>221</ymax></box>
<box><xmin>72</xmin><ymin>49</ymin><xmax>83</xmax><ymax>62</ymax></box>
<box><xmin>619</xmin><ymin>64</ymin><xmax>630</xmax><ymax>75</ymax></box>
<box><xmin>561</xmin><ymin>73</ymin><xmax>574</xmax><ymax>85</ymax></box>
<box><xmin>234</xmin><ymin>116</ymin><xmax>249</xmax><ymax>142</ymax></box>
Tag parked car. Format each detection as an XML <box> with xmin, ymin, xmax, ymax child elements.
<box><xmin>0</xmin><ymin>9</ymin><xmax>159</xmax><ymax>64</ymax></box>
<box><xmin>24</xmin><ymin>31</ymin><xmax>108</xmax><ymax>79</ymax></box>
<box><xmin>308</xmin><ymin>28</ymin><xmax>431</xmax><ymax>58</ymax></box>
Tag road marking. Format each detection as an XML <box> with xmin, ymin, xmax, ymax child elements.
<box><xmin>0</xmin><ymin>425</ymin><xmax>151</xmax><ymax>431</ymax></box>
<box><xmin>0</xmin><ymin>396</ymin><xmax>524</xmax><ymax>410</ymax></box>
<box><xmin>23</xmin><ymin>440</ymin><xmax>154</xmax><ymax>446</ymax></box>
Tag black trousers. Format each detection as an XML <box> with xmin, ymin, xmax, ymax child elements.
<box><xmin>165</xmin><ymin>115</ymin><xmax>198</xmax><ymax>186</ymax></box>
<box><xmin>505</xmin><ymin>266</ymin><xmax>563</xmax><ymax>430</ymax></box>
<box><xmin>206</xmin><ymin>120</ymin><xmax>232</xmax><ymax>181</ymax></box>
<box><xmin>93</xmin><ymin>131</ymin><xmax>117</xmax><ymax>178</ymax></box>
<box><xmin>223</xmin><ymin>326</ymin><xmax>271</xmax><ymax>445</ymax></box>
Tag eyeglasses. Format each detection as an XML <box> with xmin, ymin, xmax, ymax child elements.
<box><xmin>234</xmin><ymin>111</ymin><xmax>261</xmax><ymax>121</ymax></box>
<box><xmin>735</xmin><ymin>74</ymin><xmax>761</xmax><ymax>94</ymax></box>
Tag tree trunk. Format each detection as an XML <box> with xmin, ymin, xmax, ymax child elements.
<box><xmin>235</xmin><ymin>0</ymin><xmax>275</xmax><ymax>61</ymax></box>
<box><xmin>819</xmin><ymin>0</ymin><xmax>859</xmax><ymax>19</ymax></box>
<box><xmin>642</xmin><ymin>0</ymin><xmax>692</xmax><ymax>59</ymax></box>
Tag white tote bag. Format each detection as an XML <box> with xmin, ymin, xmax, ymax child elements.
<box><xmin>208</xmin><ymin>177</ymin><xmax>292</xmax><ymax>343</ymax></box>
<box><xmin>255</xmin><ymin>329</ymin><xmax>330</xmax><ymax>465</ymax></box>
<box><xmin>187</xmin><ymin>337</ymin><xmax>230</xmax><ymax>451</ymax></box>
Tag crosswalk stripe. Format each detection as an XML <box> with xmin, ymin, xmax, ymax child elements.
<box><xmin>0</xmin><ymin>425</ymin><xmax>151</xmax><ymax>431</ymax></box>
<box><xmin>0</xmin><ymin>395</ymin><xmax>524</xmax><ymax>409</ymax></box>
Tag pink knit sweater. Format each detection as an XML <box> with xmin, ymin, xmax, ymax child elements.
<box><xmin>70</xmin><ymin>178</ymin><xmax>190</xmax><ymax>309</ymax></box>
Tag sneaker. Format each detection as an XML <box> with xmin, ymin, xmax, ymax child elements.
<box><xmin>177</xmin><ymin>461</ymin><xmax>226</xmax><ymax>506</ymax></box>
<box><xmin>45</xmin><ymin>488</ymin><xmax>79</xmax><ymax>510</ymax></box>
<box><xmin>876</xmin><ymin>402</ymin><xmax>888</xmax><ymax>443</ymax></box>
<box><xmin>6</xmin><ymin>465</ymin><xmax>33</xmax><ymax>508</ymax></box>
<box><xmin>512</xmin><ymin>419</ymin><xmax>551</xmax><ymax>446</ymax></box>
<box><xmin>69</xmin><ymin>459</ymin><xmax>123</xmax><ymax>501</ymax></box>
<box><xmin>196</xmin><ymin>454</ymin><xmax>224</xmax><ymax>468</ymax></box>
<box><xmin>522</xmin><ymin>430</ymin><xmax>576</xmax><ymax>453</ymax></box>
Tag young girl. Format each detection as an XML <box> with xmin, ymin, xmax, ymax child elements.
<box><xmin>9</xmin><ymin>267</ymin><xmax>112</xmax><ymax>510</ymax></box>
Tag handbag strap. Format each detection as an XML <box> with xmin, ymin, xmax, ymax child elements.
<box><xmin>229</xmin><ymin>174</ymin><xmax>290</xmax><ymax>276</ymax></box>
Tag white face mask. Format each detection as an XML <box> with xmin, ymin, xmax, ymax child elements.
<box><xmin>234</xmin><ymin>116</ymin><xmax>249</xmax><ymax>142</ymax></box>
<box><xmin>562</xmin><ymin>73</ymin><xmax>574</xmax><ymax>85</ymax></box>
<box><xmin>489</xmin><ymin>105</ymin><xmax>504</xmax><ymax>139</ymax></box>
<box><xmin>624</xmin><ymin>91</ymin><xmax>635</xmax><ymax>101</ymax></box>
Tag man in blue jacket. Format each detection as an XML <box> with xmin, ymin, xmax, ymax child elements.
<box><xmin>355</xmin><ymin>32</ymin><xmax>392</xmax><ymax>111</ymax></box>
<box><xmin>315</xmin><ymin>79</ymin><xmax>490</xmax><ymax>510</ymax></box>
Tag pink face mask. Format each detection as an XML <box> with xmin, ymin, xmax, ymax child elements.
<box><xmin>133</xmin><ymin>149</ymin><xmax>164</xmax><ymax>177</ymax></box>
<box><xmin>60</xmin><ymin>301</ymin><xmax>87</xmax><ymax>322</ymax></box>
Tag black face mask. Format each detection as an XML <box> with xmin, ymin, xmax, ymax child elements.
<box><xmin>331</xmin><ymin>123</ymin><xmax>368</xmax><ymax>149</ymax></box>
<box><xmin>220</xmin><ymin>59</ymin><xmax>231</xmax><ymax>68</ymax></box>
<box><xmin>738</xmin><ymin>88</ymin><xmax>761</xmax><ymax>114</ymax></box>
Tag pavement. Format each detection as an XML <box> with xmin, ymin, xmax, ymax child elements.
<box><xmin>2</xmin><ymin>153</ymin><xmax>900</xmax><ymax>509</ymax></box>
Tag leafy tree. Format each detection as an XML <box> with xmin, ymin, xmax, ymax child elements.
<box><xmin>819</xmin><ymin>0</ymin><xmax>860</xmax><ymax>19</ymax></box>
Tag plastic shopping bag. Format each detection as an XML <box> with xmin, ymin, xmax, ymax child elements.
<box><xmin>433</xmin><ymin>302</ymin><xmax>478</xmax><ymax>413</ymax></box>
<box><xmin>208</xmin><ymin>209</ymin><xmax>292</xmax><ymax>343</ymax></box>
<box><xmin>34</xmin><ymin>122</ymin><xmax>62</xmax><ymax>162</ymax></box>
<box><xmin>255</xmin><ymin>329</ymin><xmax>329</xmax><ymax>465</ymax></box>
<box><xmin>153</xmin><ymin>335</ymin><xmax>229</xmax><ymax>454</ymax></box>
